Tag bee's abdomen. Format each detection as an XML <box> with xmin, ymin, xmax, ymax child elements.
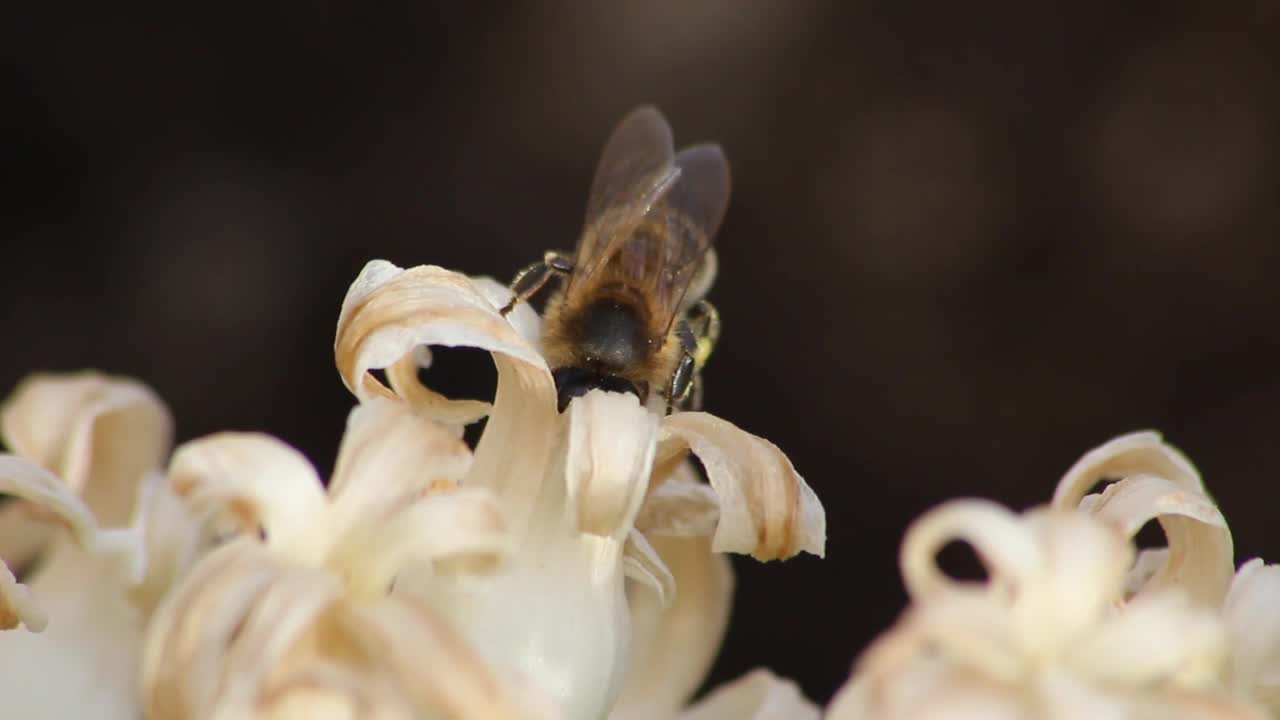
<box><xmin>575</xmin><ymin>297</ymin><xmax>648</xmax><ymax>371</ymax></box>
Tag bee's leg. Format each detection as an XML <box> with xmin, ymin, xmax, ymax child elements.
<box><xmin>666</xmin><ymin>319</ymin><xmax>699</xmax><ymax>414</ymax></box>
<box><xmin>499</xmin><ymin>251</ymin><xmax>574</xmax><ymax>316</ymax></box>
<box><xmin>685</xmin><ymin>300</ymin><xmax>721</xmax><ymax>371</ymax></box>
<box><xmin>666</xmin><ymin>300</ymin><xmax>719</xmax><ymax>413</ymax></box>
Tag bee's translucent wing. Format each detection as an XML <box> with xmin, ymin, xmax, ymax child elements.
<box><xmin>572</xmin><ymin>106</ymin><xmax>679</xmax><ymax>288</ymax></box>
<box><xmin>646</xmin><ymin>143</ymin><xmax>731</xmax><ymax>332</ymax></box>
<box><xmin>606</xmin><ymin>143</ymin><xmax>730</xmax><ymax>336</ymax></box>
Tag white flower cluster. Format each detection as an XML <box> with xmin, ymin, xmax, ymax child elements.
<box><xmin>0</xmin><ymin>261</ymin><xmax>825</xmax><ymax>720</ymax></box>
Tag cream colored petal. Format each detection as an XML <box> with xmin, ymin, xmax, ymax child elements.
<box><xmin>1052</xmin><ymin>431</ymin><xmax>1205</xmax><ymax>510</ymax></box>
<box><xmin>566</xmin><ymin>390</ymin><xmax>658</xmax><ymax>538</ymax></box>
<box><xmin>620</xmin><ymin>530</ymin><xmax>676</xmax><ymax>608</ymax></box>
<box><xmin>1125</xmin><ymin>548</ymin><xmax>1170</xmax><ymax>598</ymax></box>
<box><xmin>385</xmin><ymin>349</ymin><xmax>490</xmax><ymax>428</ymax></box>
<box><xmin>141</xmin><ymin>540</ymin><xmax>341</xmax><ymax>718</ymax></box>
<box><xmin>899</xmin><ymin>499</ymin><xmax>1043</xmax><ymax>602</ymax></box>
<box><xmin>1067</xmin><ymin>589</ymin><xmax>1227</xmax><ymax>688</ymax></box>
<box><xmin>0</xmin><ymin>502</ymin><xmax>54</xmax><ymax>577</ymax></box>
<box><xmin>327</xmin><ymin>397</ymin><xmax>474</xmax><ymax>536</ymax></box>
<box><xmin>1223</xmin><ymin>559</ymin><xmax>1280</xmax><ymax>712</ymax></box>
<box><xmin>676</xmin><ymin>669</ymin><xmax>819</xmax><ymax>720</ymax></box>
<box><xmin>612</xmin><ymin>533</ymin><xmax>732</xmax><ymax>720</ymax></box>
<box><xmin>260</xmin><ymin>661</ymin><xmax>418</xmax><ymax>720</ymax></box>
<box><xmin>333</xmin><ymin>487</ymin><xmax>511</xmax><ymax>598</ymax></box>
<box><xmin>168</xmin><ymin>433</ymin><xmax>329</xmax><ymax>563</ymax></box>
<box><xmin>656</xmin><ymin>412</ymin><xmax>823</xmax><ymax>560</ymax></box>
<box><xmin>635</xmin><ymin>460</ymin><xmax>720</xmax><ymax>538</ymax></box>
<box><xmin>0</xmin><ymin>455</ymin><xmax>143</xmax><ymax>594</ymax></box>
<box><xmin>1084</xmin><ymin>474</ymin><xmax>1233</xmax><ymax>606</ymax></box>
<box><xmin>127</xmin><ymin>471</ymin><xmax>207</xmax><ymax>619</ymax></box>
<box><xmin>0</xmin><ymin>561</ymin><xmax>42</xmax><ymax>631</ymax></box>
<box><xmin>335</xmin><ymin>594</ymin><xmax>561</xmax><ymax>720</ymax></box>
<box><xmin>333</xmin><ymin>260</ymin><xmax>560</xmax><ymax>534</ymax></box>
<box><xmin>1</xmin><ymin>371</ymin><xmax>172</xmax><ymax>528</ymax></box>
<box><xmin>826</xmin><ymin>669</ymin><xmax>1026</xmax><ymax>720</ymax></box>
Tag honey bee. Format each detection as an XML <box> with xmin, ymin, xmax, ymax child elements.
<box><xmin>500</xmin><ymin>106</ymin><xmax>728</xmax><ymax>414</ymax></box>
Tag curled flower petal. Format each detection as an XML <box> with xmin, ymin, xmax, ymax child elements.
<box><xmin>1052</xmin><ymin>431</ymin><xmax>1205</xmax><ymax>510</ymax></box>
<box><xmin>1083</xmin><ymin>474</ymin><xmax>1233</xmax><ymax>606</ymax></box>
<box><xmin>1</xmin><ymin>371</ymin><xmax>172</xmax><ymax>528</ymax></box>
<box><xmin>677</xmin><ymin>669</ymin><xmax>819</xmax><ymax>720</ymax></box>
<box><xmin>612</xmin><ymin>533</ymin><xmax>732</xmax><ymax>720</ymax></box>
<box><xmin>141</xmin><ymin>541</ymin><xmax>342</xmax><ymax>718</ymax></box>
<box><xmin>168</xmin><ymin>433</ymin><xmax>329</xmax><ymax>563</ymax></box>
<box><xmin>621</xmin><ymin>530</ymin><xmax>676</xmax><ymax>608</ymax></box>
<box><xmin>0</xmin><ymin>455</ymin><xmax>143</xmax><ymax>595</ymax></box>
<box><xmin>127</xmin><ymin>471</ymin><xmax>207</xmax><ymax>618</ymax></box>
<box><xmin>1224</xmin><ymin>559</ymin><xmax>1280</xmax><ymax>712</ymax></box>
<box><xmin>899</xmin><ymin>499</ymin><xmax>1044</xmax><ymax>602</ymax></box>
<box><xmin>656</xmin><ymin>413</ymin><xmax>824</xmax><ymax>560</ymax></box>
<box><xmin>634</xmin><ymin>472</ymin><xmax>721</xmax><ymax>539</ymax></box>
<box><xmin>1068</xmin><ymin>589</ymin><xmax>1227</xmax><ymax>688</ymax></box>
<box><xmin>327</xmin><ymin>398</ymin><xmax>474</xmax><ymax>535</ymax></box>
<box><xmin>334</xmin><ymin>487</ymin><xmax>512</xmax><ymax>597</ymax></box>
<box><xmin>566</xmin><ymin>391</ymin><xmax>658</xmax><ymax>538</ymax></box>
<box><xmin>334</xmin><ymin>260</ymin><xmax>560</xmax><ymax>533</ymax></box>
<box><xmin>384</xmin><ymin>349</ymin><xmax>490</xmax><ymax>428</ymax></box>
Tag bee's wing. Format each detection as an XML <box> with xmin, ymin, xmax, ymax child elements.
<box><xmin>572</xmin><ymin>106</ymin><xmax>680</xmax><ymax>288</ymax></box>
<box><xmin>605</xmin><ymin>143</ymin><xmax>730</xmax><ymax>336</ymax></box>
<box><xmin>646</xmin><ymin>143</ymin><xmax>731</xmax><ymax>333</ymax></box>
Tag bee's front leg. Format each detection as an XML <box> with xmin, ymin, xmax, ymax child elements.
<box><xmin>500</xmin><ymin>251</ymin><xmax>574</xmax><ymax>316</ymax></box>
<box><xmin>665</xmin><ymin>300</ymin><xmax>720</xmax><ymax>413</ymax></box>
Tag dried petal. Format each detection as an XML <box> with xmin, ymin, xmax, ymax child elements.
<box><xmin>656</xmin><ymin>413</ymin><xmax>823</xmax><ymax>560</ymax></box>
<box><xmin>384</xmin><ymin>349</ymin><xmax>490</xmax><ymax>428</ymax></box>
<box><xmin>620</xmin><ymin>530</ymin><xmax>676</xmax><ymax>608</ymax></box>
<box><xmin>565</xmin><ymin>391</ymin><xmax>658</xmax><ymax>538</ymax></box>
<box><xmin>1067</xmin><ymin>589</ymin><xmax>1227</xmax><ymax>688</ymax></box>
<box><xmin>0</xmin><ymin>561</ymin><xmax>42</xmax><ymax>632</ymax></box>
<box><xmin>333</xmin><ymin>487</ymin><xmax>511</xmax><ymax>597</ymax></box>
<box><xmin>260</xmin><ymin>661</ymin><xmax>418</xmax><ymax>720</ymax></box>
<box><xmin>1223</xmin><ymin>559</ymin><xmax>1280</xmax><ymax>712</ymax></box>
<box><xmin>168</xmin><ymin>433</ymin><xmax>329</xmax><ymax>563</ymax></box>
<box><xmin>1053</xmin><ymin>431</ymin><xmax>1205</xmax><ymax>510</ymax></box>
<box><xmin>633</xmin><ymin>475</ymin><xmax>720</xmax><ymax>539</ymax></box>
<box><xmin>333</xmin><ymin>261</ymin><xmax>560</xmax><ymax>534</ymax></box>
<box><xmin>677</xmin><ymin>669</ymin><xmax>819</xmax><ymax>720</ymax></box>
<box><xmin>612</xmin><ymin>534</ymin><xmax>732</xmax><ymax>720</ymax></box>
<box><xmin>1</xmin><ymin>371</ymin><xmax>172</xmax><ymax>529</ymax></box>
<box><xmin>1083</xmin><ymin>474</ymin><xmax>1233</xmax><ymax>605</ymax></box>
<box><xmin>327</xmin><ymin>398</ymin><xmax>474</xmax><ymax>535</ymax></box>
<box><xmin>0</xmin><ymin>455</ymin><xmax>143</xmax><ymax>593</ymax></box>
<box><xmin>141</xmin><ymin>541</ymin><xmax>342</xmax><ymax>718</ymax></box>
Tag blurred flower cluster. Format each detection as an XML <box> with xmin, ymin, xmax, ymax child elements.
<box><xmin>1</xmin><ymin>259</ymin><xmax>1277</xmax><ymax>720</ymax></box>
<box><xmin>829</xmin><ymin>431</ymin><xmax>1280</xmax><ymax>720</ymax></box>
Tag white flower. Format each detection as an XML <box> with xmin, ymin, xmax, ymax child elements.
<box><xmin>828</xmin><ymin>431</ymin><xmax>1268</xmax><ymax>720</ymax></box>
<box><xmin>332</xmin><ymin>260</ymin><xmax>827</xmax><ymax>719</ymax></box>
<box><xmin>0</xmin><ymin>371</ymin><xmax>201</xmax><ymax>720</ymax></box>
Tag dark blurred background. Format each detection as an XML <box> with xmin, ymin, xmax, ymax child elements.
<box><xmin>6</xmin><ymin>1</ymin><xmax>1279</xmax><ymax>706</ymax></box>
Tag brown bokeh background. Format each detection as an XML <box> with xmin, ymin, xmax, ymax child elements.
<box><xmin>6</xmin><ymin>2</ymin><xmax>1279</xmax><ymax>704</ymax></box>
